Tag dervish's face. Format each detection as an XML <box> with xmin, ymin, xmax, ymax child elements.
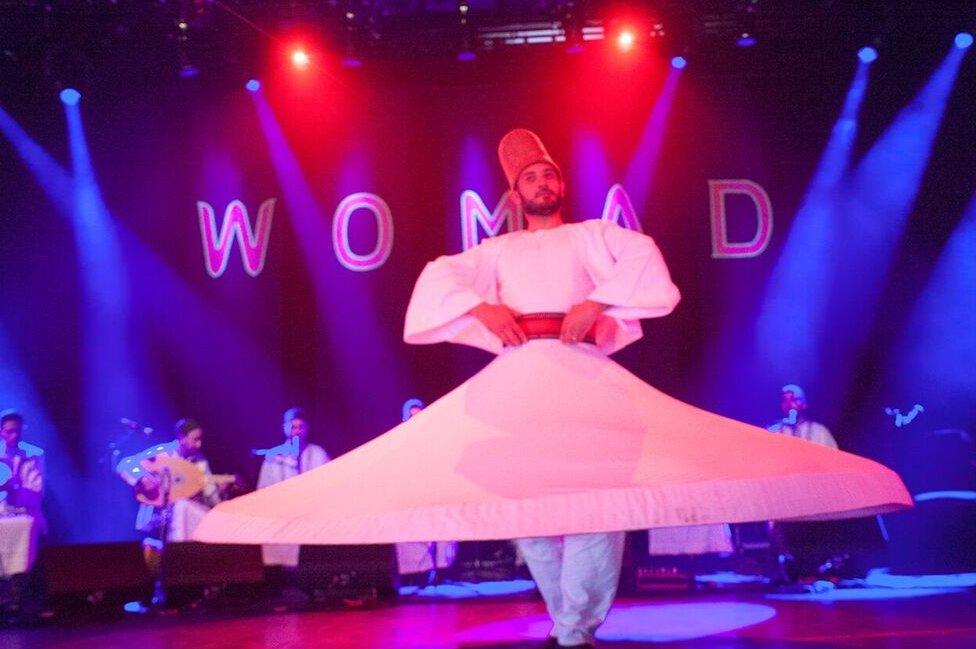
<box><xmin>285</xmin><ymin>417</ymin><xmax>309</xmax><ymax>442</ymax></box>
<box><xmin>781</xmin><ymin>391</ymin><xmax>806</xmax><ymax>416</ymax></box>
<box><xmin>515</xmin><ymin>162</ymin><xmax>564</xmax><ymax>216</ymax></box>
<box><xmin>0</xmin><ymin>419</ymin><xmax>22</xmax><ymax>447</ymax></box>
<box><xmin>179</xmin><ymin>428</ymin><xmax>204</xmax><ymax>456</ymax></box>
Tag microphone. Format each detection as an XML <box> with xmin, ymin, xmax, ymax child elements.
<box><xmin>252</xmin><ymin>437</ymin><xmax>300</xmax><ymax>458</ymax></box>
<box><xmin>120</xmin><ymin>418</ymin><xmax>154</xmax><ymax>436</ymax></box>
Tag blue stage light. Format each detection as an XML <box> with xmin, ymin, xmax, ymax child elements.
<box><xmin>671</xmin><ymin>56</ymin><xmax>687</xmax><ymax>69</ymax></box>
<box><xmin>858</xmin><ymin>46</ymin><xmax>878</xmax><ymax>63</ymax></box>
<box><xmin>245</xmin><ymin>79</ymin><xmax>261</xmax><ymax>92</ymax></box>
<box><xmin>955</xmin><ymin>32</ymin><xmax>974</xmax><ymax>49</ymax></box>
<box><xmin>59</xmin><ymin>88</ymin><xmax>81</xmax><ymax>106</ymax></box>
<box><xmin>736</xmin><ymin>34</ymin><xmax>757</xmax><ymax>48</ymax></box>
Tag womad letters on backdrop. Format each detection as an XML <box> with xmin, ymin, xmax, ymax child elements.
<box><xmin>198</xmin><ymin>180</ymin><xmax>774</xmax><ymax>278</ymax></box>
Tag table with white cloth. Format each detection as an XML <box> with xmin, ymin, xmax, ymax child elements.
<box><xmin>0</xmin><ymin>512</ymin><xmax>39</xmax><ymax>577</ymax></box>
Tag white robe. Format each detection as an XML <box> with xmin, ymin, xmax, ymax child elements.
<box><xmin>195</xmin><ymin>220</ymin><xmax>910</xmax><ymax>546</ymax></box>
<box><xmin>769</xmin><ymin>420</ymin><xmax>839</xmax><ymax>449</ymax></box>
<box><xmin>256</xmin><ymin>442</ymin><xmax>330</xmax><ymax>567</ymax></box>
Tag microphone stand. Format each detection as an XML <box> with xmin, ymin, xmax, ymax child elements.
<box><xmin>152</xmin><ymin>467</ymin><xmax>173</xmax><ymax>608</ymax></box>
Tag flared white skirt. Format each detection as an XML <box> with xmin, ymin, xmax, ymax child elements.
<box><xmin>195</xmin><ymin>340</ymin><xmax>911</xmax><ymax>544</ymax></box>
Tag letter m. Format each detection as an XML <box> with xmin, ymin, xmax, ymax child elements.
<box><xmin>197</xmin><ymin>199</ymin><xmax>275</xmax><ymax>278</ymax></box>
<box><xmin>460</xmin><ymin>190</ymin><xmax>522</xmax><ymax>251</ymax></box>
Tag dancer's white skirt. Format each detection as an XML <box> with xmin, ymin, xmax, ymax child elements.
<box><xmin>195</xmin><ymin>341</ymin><xmax>911</xmax><ymax>544</ymax></box>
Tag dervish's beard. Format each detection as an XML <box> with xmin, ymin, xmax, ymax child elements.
<box><xmin>522</xmin><ymin>190</ymin><xmax>562</xmax><ymax>216</ymax></box>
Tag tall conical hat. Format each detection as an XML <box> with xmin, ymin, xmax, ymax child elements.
<box><xmin>497</xmin><ymin>128</ymin><xmax>561</xmax><ymax>188</ymax></box>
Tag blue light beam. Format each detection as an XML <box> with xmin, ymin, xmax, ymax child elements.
<box><xmin>623</xmin><ymin>65</ymin><xmax>683</xmax><ymax>211</ymax></box>
<box><xmin>753</xmin><ymin>58</ymin><xmax>873</xmax><ymax>388</ymax></box>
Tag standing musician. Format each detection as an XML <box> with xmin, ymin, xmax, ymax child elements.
<box><xmin>394</xmin><ymin>400</ymin><xmax>458</xmax><ymax>583</ymax></box>
<box><xmin>256</xmin><ymin>407</ymin><xmax>330</xmax><ymax>567</ymax></box>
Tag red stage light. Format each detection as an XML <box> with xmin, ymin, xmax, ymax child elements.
<box><xmin>616</xmin><ymin>29</ymin><xmax>636</xmax><ymax>51</ymax></box>
<box><xmin>291</xmin><ymin>49</ymin><xmax>310</xmax><ymax>69</ymax></box>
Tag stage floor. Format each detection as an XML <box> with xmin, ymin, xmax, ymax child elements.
<box><xmin>4</xmin><ymin>588</ymin><xmax>975</xmax><ymax>649</ymax></box>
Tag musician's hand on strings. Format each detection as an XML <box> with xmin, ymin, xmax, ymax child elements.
<box><xmin>469</xmin><ymin>303</ymin><xmax>527</xmax><ymax>346</ymax></box>
<box><xmin>560</xmin><ymin>300</ymin><xmax>606</xmax><ymax>343</ymax></box>
<box><xmin>136</xmin><ymin>475</ymin><xmax>160</xmax><ymax>498</ymax></box>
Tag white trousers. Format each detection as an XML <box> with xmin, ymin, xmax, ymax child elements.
<box><xmin>516</xmin><ymin>531</ymin><xmax>625</xmax><ymax>647</ymax></box>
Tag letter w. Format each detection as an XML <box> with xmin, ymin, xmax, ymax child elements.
<box><xmin>197</xmin><ymin>199</ymin><xmax>276</xmax><ymax>278</ymax></box>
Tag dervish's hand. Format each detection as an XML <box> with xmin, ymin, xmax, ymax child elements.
<box><xmin>560</xmin><ymin>300</ymin><xmax>606</xmax><ymax>344</ymax></box>
<box><xmin>469</xmin><ymin>303</ymin><xmax>527</xmax><ymax>347</ymax></box>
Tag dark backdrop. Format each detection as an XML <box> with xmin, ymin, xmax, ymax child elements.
<box><xmin>1</xmin><ymin>37</ymin><xmax>974</xmax><ymax>543</ymax></box>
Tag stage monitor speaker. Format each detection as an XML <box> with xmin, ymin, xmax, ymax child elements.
<box><xmin>886</xmin><ymin>497</ymin><xmax>976</xmax><ymax>574</ymax></box>
<box><xmin>297</xmin><ymin>544</ymin><xmax>396</xmax><ymax>600</ymax></box>
<box><xmin>773</xmin><ymin>516</ymin><xmax>888</xmax><ymax>554</ymax></box>
<box><xmin>160</xmin><ymin>542</ymin><xmax>264</xmax><ymax>587</ymax></box>
<box><xmin>40</xmin><ymin>542</ymin><xmax>151</xmax><ymax>595</ymax></box>
<box><xmin>896</xmin><ymin>429</ymin><xmax>975</xmax><ymax>494</ymax></box>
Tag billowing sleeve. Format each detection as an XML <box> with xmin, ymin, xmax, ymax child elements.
<box><xmin>403</xmin><ymin>238</ymin><xmax>504</xmax><ymax>354</ymax></box>
<box><xmin>586</xmin><ymin>220</ymin><xmax>681</xmax><ymax>320</ymax></box>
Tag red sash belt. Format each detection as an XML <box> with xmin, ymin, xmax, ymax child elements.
<box><xmin>515</xmin><ymin>312</ymin><xmax>597</xmax><ymax>344</ymax></box>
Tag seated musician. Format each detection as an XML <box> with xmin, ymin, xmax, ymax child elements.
<box><xmin>116</xmin><ymin>418</ymin><xmax>236</xmax><ymax>542</ymax></box>
<box><xmin>0</xmin><ymin>409</ymin><xmax>46</xmax><ymax>582</ymax></box>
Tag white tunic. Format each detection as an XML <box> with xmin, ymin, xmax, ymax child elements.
<box><xmin>769</xmin><ymin>420</ymin><xmax>839</xmax><ymax>449</ymax></box>
<box><xmin>404</xmin><ymin>220</ymin><xmax>681</xmax><ymax>355</ymax></box>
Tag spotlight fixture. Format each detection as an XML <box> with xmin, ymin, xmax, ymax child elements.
<box><xmin>858</xmin><ymin>46</ymin><xmax>878</xmax><ymax>63</ymax></box>
<box><xmin>179</xmin><ymin>63</ymin><xmax>200</xmax><ymax>78</ymax></box>
<box><xmin>245</xmin><ymin>79</ymin><xmax>261</xmax><ymax>92</ymax></box>
<box><xmin>59</xmin><ymin>87</ymin><xmax>81</xmax><ymax>105</ymax></box>
<box><xmin>616</xmin><ymin>29</ymin><xmax>636</xmax><ymax>51</ymax></box>
<box><xmin>457</xmin><ymin>1</ymin><xmax>475</xmax><ymax>61</ymax></box>
<box><xmin>291</xmin><ymin>49</ymin><xmax>310</xmax><ymax>68</ymax></box>
<box><xmin>736</xmin><ymin>33</ymin><xmax>757</xmax><ymax>47</ymax></box>
<box><xmin>670</xmin><ymin>55</ymin><xmax>687</xmax><ymax>69</ymax></box>
<box><xmin>955</xmin><ymin>32</ymin><xmax>974</xmax><ymax>49</ymax></box>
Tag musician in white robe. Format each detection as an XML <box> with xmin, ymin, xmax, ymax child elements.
<box><xmin>256</xmin><ymin>407</ymin><xmax>330</xmax><ymax>567</ymax></box>
<box><xmin>0</xmin><ymin>409</ymin><xmax>45</xmax><ymax>579</ymax></box>
<box><xmin>768</xmin><ymin>384</ymin><xmax>838</xmax><ymax>448</ymax></box>
<box><xmin>117</xmin><ymin>418</ymin><xmax>226</xmax><ymax>542</ymax></box>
